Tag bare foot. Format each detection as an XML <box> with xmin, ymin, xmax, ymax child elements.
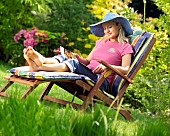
<box><xmin>23</xmin><ymin>51</ymin><xmax>34</xmax><ymax>72</ymax></box>
<box><xmin>23</xmin><ymin>48</ymin><xmax>27</xmax><ymax>54</ymax></box>
<box><xmin>26</xmin><ymin>46</ymin><xmax>43</xmax><ymax>67</ymax></box>
<box><xmin>28</xmin><ymin>59</ymin><xmax>39</xmax><ymax>72</ymax></box>
<box><xmin>23</xmin><ymin>50</ymin><xmax>30</xmax><ymax>64</ymax></box>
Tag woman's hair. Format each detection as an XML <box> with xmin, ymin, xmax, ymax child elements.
<box><xmin>102</xmin><ymin>22</ymin><xmax>129</xmax><ymax>44</ymax></box>
<box><xmin>117</xmin><ymin>23</ymin><xmax>129</xmax><ymax>44</ymax></box>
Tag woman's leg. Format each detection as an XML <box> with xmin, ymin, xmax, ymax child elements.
<box><xmin>24</xmin><ymin>46</ymin><xmax>60</xmax><ymax>65</ymax></box>
<box><xmin>43</xmin><ymin>58</ymin><xmax>60</xmax><ymax>64</ymax></box>
<box><xmin>25</xmin><ymin>58</ymin><xmax>69</xmax><ymax>72</ymax></box>
<box><xmin>64</xmin><ymin>59</ymin><xmax>109</xmax><ymax>91</ymax></box>
<box><xmin>37</xmin><ymin>63</ymin><xmax>70</xmax><ymax>72</ymax></box>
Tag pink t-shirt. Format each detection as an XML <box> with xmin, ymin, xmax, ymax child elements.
<box><xmin>87</xmin><ymin>39</ymin><xmax>134</xmax><ymax>83</ymax></box>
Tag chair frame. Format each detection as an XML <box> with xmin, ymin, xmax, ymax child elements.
<box><xmin>0</xmin><ymin>33</ymin><xmax>156</xmax><ymax>121</ymax></box>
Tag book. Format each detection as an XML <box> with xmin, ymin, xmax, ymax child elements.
<box><xmin>54</xmin><ymin>46</ymin><xmax>76</xmax><ymax>59</ymax></box>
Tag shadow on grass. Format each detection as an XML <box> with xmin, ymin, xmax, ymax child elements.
<box><xmin>0</xmin><ymin>61</ymin><xmax>169</xmax><ymax>136</ymax></box>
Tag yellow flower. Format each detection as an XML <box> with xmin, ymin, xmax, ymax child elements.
<box><xmin>61</xmin><ymin>32</ymin><xmax>66</xmax><ymax>37</ymax></box>
<box><xmin>77</xmin><ymin>38</ymin><xmax>82</xmax><ymax>41</ymax></box>
<box><xmin>81</xmin><ymin>54</ymin><xmax>88</xmax><ymax>58</ymax></box>
<box><xmin>64</xmin><ymin>37</ymin><xmax>69</xmax><ymax>40</ymax></box>
<box><xmin>68</xmin><ymin>42</ymin><xmax>74</xmax><ymax>46</ymax></box>
<box><xmin>73</xmin><ymin>49</ymin><xmax>80</xmax><ymax>53</ymax></box>
<box><xmin>81</xmin><ymin>20</ymin><xmax>85</xmax><ymax>25</ymax></box>
<box><xmin>85</xmin><ymin>44</ymin><xmax>92</xmax><ymax>48</ymax></box>
<box><xmin>82</xmin><ymin>27</ymin><xmax>89</xmax><ymax>32</ymax></box>
<box><xmin>88</xmin><ymin>34</ymin><xmax>99</xmax><ymax>41</ymax></box>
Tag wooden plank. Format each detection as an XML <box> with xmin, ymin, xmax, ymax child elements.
<box><xmin>43</xmin><ymin>96</ymin><xmax>81</xmax><ymax>108</ymax></box>
<box><xmin>75</xmin><ymin>80</ymin><xmax>92</xmax><ymax>91</ymax></box>
<box><xmin>0</xmin><ymin>92</ymin><xmax>7</xmax><ymax>97</ymax></box>
<box><xmin>39</xmin><ymin>82</ymin><xmax>54</xmax><ymax>101</ymax></box>
<box><xmin>98</xmin><ymin>60</ymin><xmax>133</xmax><ymax>83</ymax></box>
<box><xmin>0</xmin><ymin>81</ymin><xmax>13</xmax><ymax>92</ymax></box>
<box><xmin>7</xmin><ymin>76</ymin><xmax>43</xmax><ymax>86</ymax></box>
<box><xmin>4</xmin><ymin>75</ymin><xmax>11</xmax><ymax>80</ymax></box>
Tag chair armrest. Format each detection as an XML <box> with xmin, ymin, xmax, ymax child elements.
<box><xmin>97</xmin><ymin>60</ymin><xmax>133</xmax><ymax>84</ymax></box>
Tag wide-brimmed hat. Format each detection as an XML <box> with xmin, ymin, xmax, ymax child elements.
<box><xmin>90</xmin><ymin>13</ymin><xmax>133</xmax><ymax>37</ymax></box>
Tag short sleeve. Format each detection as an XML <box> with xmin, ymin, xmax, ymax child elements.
<box><xmin>121</xmin><ymin>43</ymin><xmax>134</xmax><ymax>56</ymax></box>
<box><xmin>95</xmin><ymin>40</ymin><xmax>103</xmax><ymax>48</ymax></box>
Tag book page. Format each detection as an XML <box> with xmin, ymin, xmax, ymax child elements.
<box><xmin>60</xmin><ymin>46</ymin><xmax>76</xmax><ymax>59</ymax></box>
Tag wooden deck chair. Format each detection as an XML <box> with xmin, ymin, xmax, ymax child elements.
<box><xmin>0</xmin><ymin>30</ymin><xmax>156</xmax><ymax>120</ymax></box>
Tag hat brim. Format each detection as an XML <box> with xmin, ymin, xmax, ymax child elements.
<box><xmin>90</xmin><ymin>17</ymin><xmax>132</xmax><ymax>37</ymax></box>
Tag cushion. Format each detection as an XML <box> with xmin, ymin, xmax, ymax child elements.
<box><xmin>117</xmin><ymin>32</ymin><xmax>155</xmax><ymax>91</ymax></box>
<box><xmin>9</xmin><ymin>66</ymin><xmax>91</xmax><ymax>81</ymax></box>
<box><xmin>129</xmin><ymin>29</ymin><xmax>146</xmax><ymax>57</ymax></box>
<box><xmin>111</xmin><ymin>31</ymin><xmax>155</xmax><ymax>95</ymax></box>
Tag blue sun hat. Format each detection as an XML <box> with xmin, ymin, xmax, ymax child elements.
<box><xmin>90</xmin><ymin>13</ymin><xmax>133</xmax><ymax>37</ymax></box>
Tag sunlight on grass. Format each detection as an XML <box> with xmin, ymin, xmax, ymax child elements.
<box><xmin>0</xmin><ymin>61</ymin><xmax>169</xmax><ymax>136</ymax></box>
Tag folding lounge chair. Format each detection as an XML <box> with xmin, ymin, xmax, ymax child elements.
<box><xmin>0</xmin><ymin>30</ymin><xmax>156</xmax><ymax>120</ymax></box>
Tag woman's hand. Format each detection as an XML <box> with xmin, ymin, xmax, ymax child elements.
<box><xmin>75</xmin><ymin>54</ymin><xmax>89</xmax><ymax>65</ymax></box>
<box><xmin>92</xmin><ymin>64</ymin><xmax>106</xmax><ymax>74</ymax></box>
<box><xmin>75</xmin><ymin>54</ymin><xmax>82</xmax><ymax>61</ymax></box>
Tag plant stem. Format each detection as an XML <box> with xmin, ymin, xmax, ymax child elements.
<box><xmin>143</xmin><ymin>0</ymin><xmax>146</xmax><ymax>23</ymax></box>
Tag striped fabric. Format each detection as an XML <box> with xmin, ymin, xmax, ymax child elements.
<box><xmin>111</xmin><ymin>31</ymin><xmax>155</xmax><ymax>95</ymax></box>
<box><xmin>9</xmin><ymin>66</ymin><xmax>91</xmax><ymax>81</ymax></box>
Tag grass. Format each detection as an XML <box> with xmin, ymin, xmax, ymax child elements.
<box><xmin>0</xmin><ymin>60</ymin><xmax>169</xmax><ymax>136</ymax></box>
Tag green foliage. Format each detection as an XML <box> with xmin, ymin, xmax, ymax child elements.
<box><xmin>0</xmin><ymin>61</ymin><xmax>169</xmax><ymax>135</ymax></box>
<box><xmin>0</xmin><ymin>0</ymin><xmax>169</xmax><ymax>121</ymax></box>
<box><xmin>86</xmin><ymin>0</ymin><xmax>170</xmax><ymax>118</ymax></box>
<box><xmin>153</xmin><ymin>0</ymin><xmax>170</xmax><ymax>34</ymax></box>
<box><xmin>12</xmin><ymin>28</ymin><xmax>63</xmax><ymax>65</ymax></box>
<box><xmin>0</xmin><ymin>0</ymin><xmax>33</xmax><ymax>62</ymax></box>
<box><xmin>34</xmin><ymin>0</ymin><xmax>97</xmax><ymax>57</ymax></box>
<box><xmin>34</xmin><ymin>30</ymin><xmax>64</xmax><ymax>57</ymax></box>
<box><xmin>0</xmin><ymin>83</ymin><xmax>169</xmax><ymax>135</ymax></box>
<box><xmin>0</xmin><ymin>0</ymin><xmax>51</xmax><ymax>66</ymax></box>
<box><xmin>125</xmin><ymin>0</ymin><xmax>170</xmax><ymax>117</ymax></box>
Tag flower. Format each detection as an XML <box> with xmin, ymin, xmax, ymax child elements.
<box><xmin>14</xmin><ymin>28</ymin><xmax>49</xmax><ymax>48</ymax></box>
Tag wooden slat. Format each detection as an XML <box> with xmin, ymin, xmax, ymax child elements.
<box><xmin>75</xmin><ymin>80</ymin><xmax>92</xmax><ymax>91</ymax></box>
<box><xmin>0</xmin><ymin>92</ymin><xmax>7</xmax><ymax>97</ymax></box>
<box><xmin>5</xmin><ymin>75</ymin><xmax>43</xmax><ymax>86</ymax></box>
<box><xmin>43</xmin><ymin>96</ymin><xmax>81</xmax><ymax>108</ymax></box>
<box><xmin>97</xmin><ymin>60</ymin><xmax>133</xmax><ymax>83</ymax></box>
<box><xmin>39</xmin><ymin>82</ymin><xmax>54</xmax><ymax>101</ymax></box>
<box><xmin>4</xmin><ymin>75</ymin><xmax>11</xmax><ymax>80</ymax></box>
<box><xmin>0</xmin><ymin>81</ymin><xmax>13</xmax><ymax>92</ymax></box>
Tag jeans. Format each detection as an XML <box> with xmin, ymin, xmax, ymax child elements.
<box><xmin>53</xmin><ymin>55</ymin><xmax>109</xmax><ymax>91</ymax></box>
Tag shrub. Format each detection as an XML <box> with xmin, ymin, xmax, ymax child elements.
<box><xmin>12</xmin><ymin>27</ymin><xmax>65</xmax><ymax>65</ymax></box>
<box><xmin>34</xmin><ymin>0</ymin><xmax>97</xmax><ymax>57</ymax></box>
<box><xmin>86</xmin><ymin>0</ymin><xmax>170</xmax><ymax>119</ymax></box>
<box><xmin>0</xmin><ymin>0</ymin><xmax>51</xmax><ymax>66</ymax></box>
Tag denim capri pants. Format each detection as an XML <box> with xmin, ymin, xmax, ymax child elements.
<box><xmin>53</xmin><ymin>55</ymin><xmax>109</xmax><ymax>91</ymax></box>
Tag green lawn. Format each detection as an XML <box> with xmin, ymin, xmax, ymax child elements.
<box><xmin>0</xmin><ymin>60</ymin><xmax>169</xmax><ymax>136</ymax></box>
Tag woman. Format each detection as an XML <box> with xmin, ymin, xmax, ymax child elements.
<box><xmin>24</xmin><ymin>12</ymin><xmax>134</xmax><ymax>96</ymax></box>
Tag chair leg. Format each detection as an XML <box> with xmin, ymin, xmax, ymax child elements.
<box><xmin>119</xmin><ymin>109</ymin><xmax>133</xmax><ymax>121</ymax></box>
<box><xmin>39</xmin><ymin>82</ymin><xmax>54</xmax><ymax>101</ymax></box>
<box><xmin>0</xmin><ymin>81</ymin><xmax>14</xmax><ymax>97</ymax></box>
<box><xmin>21</xmin><ymin>84</ymin><xmax>39</xmax><ymax>99</ymax></box>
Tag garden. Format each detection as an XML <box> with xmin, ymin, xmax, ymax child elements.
<box><xmin>0</xmin><ymin>0</ymin><xmax>169</xmax><ymax>135</ymax></box>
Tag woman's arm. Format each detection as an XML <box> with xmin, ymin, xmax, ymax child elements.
<box><xmin>76</xmin><ymin>48</ymin><xmax>95</xmax><ymax>66</ymax></box>
<box><xmin>110</xmin><ymin>54</ymin><xmax>132</xmax><ymax>75</ymax></box>
<box><xmin>93</xmin><ymin>54</ymin><xmax>132</xmax><ymax>74</ymax></box>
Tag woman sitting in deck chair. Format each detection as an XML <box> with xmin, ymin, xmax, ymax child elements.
<box><xmin>23</xmin><ymin>12</ymin><xmax>134</xmax><ymax>97</ymax></box>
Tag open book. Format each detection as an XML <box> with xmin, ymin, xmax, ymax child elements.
<box><xmin>59</xmin><ymin>46</ymin><xmax>76</xmax><ymax>59</ymax></box>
